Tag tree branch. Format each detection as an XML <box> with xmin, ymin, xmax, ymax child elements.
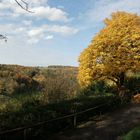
<box><xmin>107</xmin><ymin>77</ymin><xmax>118</xmax><ymax>84</ymax></box>
<box><xmin>0</xmin><ymin>0</ymin><xmax>34</xmax><ymax>42</ymax></box>
<box><xmin>0</xmin><ymin>35</ymin><xmax>7</xmax><ymax>42</ymax></box>
<box><xmin>15</xmin><ymin>0</ymin><xmax>34</xmax><ymax>13</ymax></box>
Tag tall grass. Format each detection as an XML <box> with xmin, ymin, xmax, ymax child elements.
<box><xmin>121</xmin><ymin>126</ymin><xmax>140</xmax><ymax>140</ymax></box>
<box><xmin>0</xmin><ymin>93</ymin><xmax>121</xmax><ymax>133</ymax></box>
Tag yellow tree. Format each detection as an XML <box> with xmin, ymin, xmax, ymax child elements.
<box><xmin>78</xmin><ymin>11</ymin><xmax>140</xmax><ymax>92</ymax></box>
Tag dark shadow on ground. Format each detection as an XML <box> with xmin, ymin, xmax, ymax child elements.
<box><xmin>48</xmin><ymin>104</ymin><xmax>140</xmax><ymax>140</ymax></box>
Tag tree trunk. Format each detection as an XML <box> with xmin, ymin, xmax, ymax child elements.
<box><xmin>116</xmin><ymin>72</ymin><xmax>125</xmax><ymax>91</ymax></box>
<box><xmin>117</xmin><ymin>72</ymin><xmax>131</xmax><ymax>102</ymax></box>
<box><xmin>120</xmin><ymin>72</ymin><xmax>125</xmax><ymax>86</ymax></box>
<box><xmin>118</xmin><ymin>72</ymin><xmax>126</xmax><ymax>98</ymax></box>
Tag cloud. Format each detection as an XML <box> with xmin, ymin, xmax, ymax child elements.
<box><xmin>0</xmin><ymin>24</ymin><xmax>13</xmax><ymax>34</ymax></box>
<box><xmin>13</xmin><ymin>5</ymin><xmax>68</xmax><ymax>22</ymax></box>
<box><xmin>0</xmin><ymin>0</ymin><xmax>77</xmax><ymax>45</ymax></box>
<box><xmin>29</xmin><ymin>0</ymin><xmax>47</xmax><ymax>5</ymax></box>
<box><xmin>0</xmin><ymin>22</ymin><xmax>78</xmax><ymax>45</ymax></box>
<box><xmin>31</xmin><ymin>6</ymin><xmax>68</xmax><ymax>21</ymax></box>
<box><xmin>27</xmin><ymin>38</ymin><xmax>41</xmax><ymax>44</ymax></box>
<box><xmin>27</xmin><ymin>25</ymin><xmax>78</xmax><ymax>43</ymax></box>
<box><xmin>0</xmin><ymin>2</ymin><xmax>11</xmax><ymax>10</ymax></box>
<box><xmin>27</xmin><ymin>24</ymin><xmax>78</xmax><ymax>39</ymax></box>
<box><xmin>27</xmin><ymin>28</ymin><xmax>44</xmax><ymax>44</ymax></box>
<box><xmin>0</xmin><ymin>24</ymin><xmax>27</xmax><ymax>36</ymax></box>
<box><xmin>28</xmin><ymin>29</ymin><xmax>43</xmax><ymax>37</ymax></box>
<box><xmin>42</xmin><ymin>25</ymin><xmax>79</xmax><ymax>36</ymax></box>
<box><xmin>45</xmin><ymin>35</ymin><xmax>53</xmax><ymax>40</ymax></box>
<box><xmin>0</xmin><ymin>0</ymin><xmax>69</xmax><ymax>22</ymax></box>
<box><xmin>84</xmin><ymin>0</ymin><xmax>140</xmax><ymax>25</ymax></box>
<box><xmin>22</xmin><ymin>20</ymin><xmax>32</xmax><ymax>26</ymax></box>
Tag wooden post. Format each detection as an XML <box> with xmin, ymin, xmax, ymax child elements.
<box><xmin>24</xmin><ymin>129</ymin><xmax>27</xmax><ymax>140</ymax></box>
<box><xmin>100</xmin><ymin>111</ymin><xmax>101</xmax><ymax>117</ymax></box>
<box><xmin>74</xmin><ymin>115</ymin><xmax>77</xmax><ymax>128</ymax></box>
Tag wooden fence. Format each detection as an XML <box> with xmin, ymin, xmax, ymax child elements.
<box><xmin>0</xmin><ymin>103</ymin><xmax>108</xmax><ymax>140</ymax></box>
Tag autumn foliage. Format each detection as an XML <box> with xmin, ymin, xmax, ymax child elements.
<box><xmin>132</xmin><ymin>93</ymin><xmax>140</xmax><ymax>103</ymax></box>
<box><xmin>78</xmin><ymin>11</ymin><xmax>140</xmax><ymax>90</ymax></box>
<box><xmin>0</xmin><ymin>65</ymin><xmax>79</xmax><ymax>101</ymax></box>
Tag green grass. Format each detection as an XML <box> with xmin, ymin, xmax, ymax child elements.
<box><xmin>121</xmin><ymin>126</ymin><xmax>140</xmax><ymax>140</ymax></box>
<box><xmin>0</xmin><ymin>93</ymin><xmax>121</xmax><ymax>131</ymax></box>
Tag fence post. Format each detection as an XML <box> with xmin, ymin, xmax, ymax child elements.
<box><xmin>74</xmin><ymin>115</ymin><xmax>77</xmax><ymax>128</ymax></box>
<box><xmin>24</xmin><ymin>129</ymin><xmax>27</xmax><ymax>140</ymax></box>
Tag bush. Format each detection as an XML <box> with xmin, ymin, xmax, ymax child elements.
<box><xmin>80</xmin><ymin>80</ymin><xmax>115</xmax><ymax>96</ymax></box>
<box><xmin>124</xmin><ymin>77</ymin><xmax>140</xmax><ymax>95</ymax></box>
<box><xmin>121</xmin><ymin>126</ymin><xmax>140</xmax><ymax>140</ymax></box>
<box><xmin>0</xmin><ymin>93</ymin><xmax>122</xmax><ymax>138</ymax></box>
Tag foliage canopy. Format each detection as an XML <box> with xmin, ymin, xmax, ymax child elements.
<box><xmin>78</xmin><ymin>11</ymin><xmax>140</xmax><ymax>88</ymax></box>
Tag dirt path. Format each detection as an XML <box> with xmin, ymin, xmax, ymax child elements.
<box><xmin>49</xmin><ymin>104</ymin><xmax>140</xmax><ymax>140</ymax></box>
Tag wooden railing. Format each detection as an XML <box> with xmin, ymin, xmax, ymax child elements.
<box><xmin>0</xmin><ymin>103</ymin><xmax>108</xmax><ymax>139</ymax></box>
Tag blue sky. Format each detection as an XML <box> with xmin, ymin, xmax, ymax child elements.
<box><xmin>0</xmin><ymin>0</ymin><xmax>140</xmax><ymax>66</ymax></box>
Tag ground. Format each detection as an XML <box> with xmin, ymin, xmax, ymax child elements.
<box><xmin>49</xmin><ymin>104</ymin><xmax>140</xmax><ymax>140</ymax></box>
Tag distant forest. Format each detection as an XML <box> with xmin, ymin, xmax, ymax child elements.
<box><xmin>0</xmin><ymin>64</ymin><xmax>79</xmax><ymax>102</ymax></box>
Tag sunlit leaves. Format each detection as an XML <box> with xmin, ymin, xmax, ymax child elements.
<box><xmin>78</xmin><ymin>11</ymin><xmax>140</xmax><ymax>88</ymax></box>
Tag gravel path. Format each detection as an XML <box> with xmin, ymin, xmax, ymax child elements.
<box><xmin>49</xmin><ymin>104</ymin><xmax>140</xmax><ymax>140</ymax></box>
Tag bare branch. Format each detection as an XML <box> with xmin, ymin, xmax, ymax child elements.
<box><xmin>0</xmin><ymin>0</ymin><xmax>34</xmax><ymax>42</ymax></box>
<box><xmin>15</xmin><ymin>0</ymin><xmax>34</xmax><ymax>13</ymax></box>
<box><xmin>0</xmin><ymin>35</ymin><xmax>7</xmax><ymax>42</ymax></box>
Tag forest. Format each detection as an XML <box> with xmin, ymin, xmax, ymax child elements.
<box><xmin>0</xmin><ymin>64</ymin><xmax>79</xmax><ymax>100</ymax></box>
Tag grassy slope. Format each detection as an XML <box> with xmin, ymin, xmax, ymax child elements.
<box><xmin>121</xmin><ymin>126</ymin><xmax>140</xmax><ymax>140</ymax></box>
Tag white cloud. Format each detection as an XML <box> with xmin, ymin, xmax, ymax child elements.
<box><xmin>0</xmin><ymin>23</ymin><xmax>78</xmax><ymax>45</ymax></box>
<box><xmin>87</xmin><ymin>0</ymin><xmax>140</xmax><ymax>23</ymax></box>
<box><xmin>26</xmin><ymin>24</ymin><xmax>78</xmax><ymax>43</ymax></box>
<box><xmin>31</xmin><ymin>6</ymin><xmax>68</xmax><ymax>21</ymax></box>
<box><xmin>42</xmin><ymin>25</ymin><xmax>79</xmax><ymax>36</ymax></box>
<box><xmin>27</xmin><ymin>28</ymin><xmax>44</xmax><ymax>44</ymax></box>
<box><xmin>28</xmin><ymin>0</ymin><xmax>47</xmax><ymax>6</ymax></box>
<box><xmin>0</xmin><ymin>2</ymin><xmax>11</xmax><ymax>10</ymax></box>
<box><xmin>0</xmin><ymin>0</ymin><xmax>74</xmax><ymax>46</ymax></box>
<box><xmin>0</xmin><ymin>0</ymin><xmax>77</xmax><ymax>45</ymax></box>
<box><xmin>27</xmin><ymin>38</ymin><xmax>40</xmax><ymax>44</ymax></box>
<box><xmin>0</xmin><ymin>24</ymin><xmax>13</xmax><ymax>34</ymax></box>
<box><xmin>28</xmin><ymin>29</ymin><xmax>43</xmax><ymax>37</ymax></box>
<box><xmin>45</xmin><ymin>35</ymin><xmax>53</xmax><ymax>40</ymax></box>
<box><xmin>0</xmin><ymin>0</ymin><xmax>68</xmax><ymax>22</ymax></box>
<box><xmin>0</xmin><ymin>24</ymin><xmax>27</xmax><ymax>36</ymax></box>
<box><xmin>22</xmin><ymin>20</ymin><xmax>32</xmax><ymax>26</ymax></box>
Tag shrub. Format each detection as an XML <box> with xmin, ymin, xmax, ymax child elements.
<box><xmin>0</xmin><ymin>93</ymin><xmax>122</xmax><ymax>138</ymax></box>
<box><xmin>121</xmin><ymin>126</ymin><xmax>140</xmax><ymax>140</ymax></box>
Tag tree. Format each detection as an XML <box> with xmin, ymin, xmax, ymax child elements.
<box><xmin>78</xmin><ymin>11</ymin><xmax>140</xmax><ymax>93</ymax></box>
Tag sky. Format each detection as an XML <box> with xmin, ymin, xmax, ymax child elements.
<box><xmin>0</xmin><ymin>0</ymin><xmax>140</xmax><ymax>66</ymax></box>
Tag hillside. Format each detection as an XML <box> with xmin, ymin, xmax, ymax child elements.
<box><xmin>0</xmin><ymin>64</ymin><xmax>79</xmax><ymax>101</ymax></box>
